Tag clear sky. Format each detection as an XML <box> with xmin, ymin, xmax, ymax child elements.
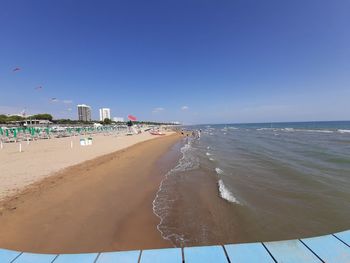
<box><xmin>0</xmin><ymin>0</ymin><xmax>349</xmax><ymax>124</ymax></box>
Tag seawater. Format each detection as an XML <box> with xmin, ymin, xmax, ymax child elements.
<box><xmin>153</xmin><ymin>121</ymin><xmax>350</xmax><ymax>246</ymax></box>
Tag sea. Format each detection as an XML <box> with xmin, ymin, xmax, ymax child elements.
<box><xmin>153</xmin><ymin>121</ymin><xmax>350</xmax><ymax>247</ymax></box>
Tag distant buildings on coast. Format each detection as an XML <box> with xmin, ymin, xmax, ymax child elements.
<box><xmin>77</xmin><ymin>104</ymin><xmax>92</xmax><ymax>122</ymax></box>
<box><xmin>99</xmin><ymin>108</ymin><xmax>111</xmax><ymax>121</ymax></box>
<box><xmin>77</xmin><ymin>104</ymin><xmax>124</xmax><ymax>123</ymax></box>
<box><xmin>113</xmin><ymin>117</ymin><xmax>124</xmax><ymax>122</ymax></box>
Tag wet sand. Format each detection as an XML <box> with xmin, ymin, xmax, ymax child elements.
<box><xmin>0</xmin><ymin>133</ymin><xmax>182</xmax><ymax>253</ymax></box>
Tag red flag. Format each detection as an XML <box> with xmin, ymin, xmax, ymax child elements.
<box><xmin>128</xmin><ymin>115</ymin><xmax>137</xmax><ymax>121</ymax></box>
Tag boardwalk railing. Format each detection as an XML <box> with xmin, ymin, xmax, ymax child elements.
<box><xmin>1</xmin><ymin>230</ymin><xmax>350</xmax><ymax>262</ymax></box>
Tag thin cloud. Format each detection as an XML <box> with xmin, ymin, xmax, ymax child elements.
<box><xmin>63</xmin><ymin>100</ymin><xmax>73</xmax><ymax>104</ymax></box>
<box><xmin>152</xmin><ymin>107</ymin><xmax>165</xmax><ymax>113</ymax></box>
<box><xmin>181</xmin><ymin>106</ymin><xmax>189</xmax><ymax>110</ymax></box>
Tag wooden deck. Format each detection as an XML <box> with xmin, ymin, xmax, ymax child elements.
<box><xmin>1</xmin><ymin>230</ymin><xmax>350</xmax><ymax>262</ymax></box>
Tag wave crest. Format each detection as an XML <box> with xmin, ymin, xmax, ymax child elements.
<box><xmin>218</xmin><ymin>179</ymin><xmax>240</xmax><ymax>204</ymax></box>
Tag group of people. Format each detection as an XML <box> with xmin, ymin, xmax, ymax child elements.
<box><xmin>180</xmin><ymin>129</ymin><xmax>201</xmax><ymax>139</ymax></box>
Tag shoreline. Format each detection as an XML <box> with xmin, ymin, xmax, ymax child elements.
<box><xmin>0</xmin><ymin>133</ymin><xmax>183</xmax><ymax>253</ymax></box>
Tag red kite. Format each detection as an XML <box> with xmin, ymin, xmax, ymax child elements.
<box><xmin>128</xmin><ymin>115</ymin><xmax>137</xmax><ymax>121</ymax></box>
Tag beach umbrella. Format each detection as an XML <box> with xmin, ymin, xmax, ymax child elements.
<box><xmin>13</xmin><ymin>129</ymin><xmax>17</xmax><ymax>138</ymax></box>
<box><xmin>6</xmin><ymin>129</ymin><xmax>9</xmax><ymax>137</ymax></box>
<box><xmin>0</xmin><ymin>127</ymin><xmax>3</xmax><ymax>135</ymax></box>
<box><xmin>128</xmin><ymin>115</ymin><xmax>137</xmax><ymax>121</ymax></box>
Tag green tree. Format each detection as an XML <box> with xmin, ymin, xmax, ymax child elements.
<box><xmin>30</xmin><ymin>114</ymin><xmax>53</xmax><ymax>121</ymax></box>
<box><xmin>103</xmin><ymin>118</ymin><xmax>112</xmax><ymax>125</ymax></box>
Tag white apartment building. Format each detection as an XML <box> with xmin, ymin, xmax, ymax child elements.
<box><xmin>77</xmin><ymin>104</ymin><xmax>92</xmax><ymax>122</ymax></box>
<box><xmin>99</xmin><ymin>108</ymin><xmax>111</xmax><ymax>121</ymax></box>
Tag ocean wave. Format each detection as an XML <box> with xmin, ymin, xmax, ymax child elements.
<box><xmin>256</xmin><ymin>128</ymin><xmax>274</xmax><ymax>131</ymax></box>
<box><xmin>209</xmin><ymin>158</ymin><xmax>215</xmax><ymax>161</ymax></box>
<box><xmin>215</xmin><ymin>167</ymin><xmax>224</xmax><ymax>174</ymax></box>
<box><xmin>206</xmin><ymin>152</ymin><xmax>211</xmax><ymax>156</ymax></box>
<box><xmin>282</xmin><ymin>128</ymin><xmax>294</xmax><ymax>132</ymax></box>
<box><xmin>302</xmin><ymin>129</ymin><xmax>334</xmax><ymax>133</ymax></box>
<box><xmin>338</xmin><ymin>129</ymin><xmax>350</xmax><ymax>134</ymax></box>
<box><xmin>218</xmin><ymin>179</ymin><xmax>240</xmax><ymax>204</ymax></box>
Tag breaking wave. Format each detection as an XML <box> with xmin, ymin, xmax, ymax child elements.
<box><xmin>218</xmin><ymin>179</ymin><xmax>240</xmax><ymax>204</ymax></box>
<box><xmin>215</xmin><ymin>167</ymin><xmax>224</xmax><ymax>174</ymax></box>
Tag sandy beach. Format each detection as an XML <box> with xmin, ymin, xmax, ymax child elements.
<box><xmin>0</xmin><ymin>132</ymin><xmax>182</xmax><ymax>253</ymax></box>
<box><xmin>0</xmin><ymin>132</ymin><xmax>173</xmax><ymax>201</ymax></box>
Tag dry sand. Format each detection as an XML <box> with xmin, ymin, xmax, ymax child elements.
<box><xmin>0</xmin><ymin>133</ymin><xmax>182</xmax><ymax>253</ymax></box>
<box><xmin>0</xmin><ymin>132</ymin><xmax>172</xmax><ymax>201</ymax></box>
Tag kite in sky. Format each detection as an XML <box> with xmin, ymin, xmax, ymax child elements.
<box><xmin>35</xmin><ymin>86</ymin><xmax>43</xmax><ymax>91</ymax></box>
<box><xmin>51</xmin><ymin>98</ymin><xmax>58</xmax><ymax>102</ymax></box>
<box><xmin>13</xmin><ymin>67</ymin><xmax>21</xmax><ymax>72</ymax></box>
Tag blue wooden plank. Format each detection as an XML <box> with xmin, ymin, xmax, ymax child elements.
<box><xmin>13</xmin><ymin>252</ymin><xmax>57</xmax><ymax>263</ymax></box>
<box><xmin>264</xmin><ymin>239</ymin><xmax>321</xmax><ymax>263</ymax></box>
<box><xmin>0</xmin><ymin>248</ymin><xmax>21</xmax><ymax>263</ymax></box>
<box><xmin>184</xmin><ymin>245</ymin><xmax>228</xmax><ymax>263</ymax></box>
<box><xmin>96</xmin><ymin>250</ymin><xmax>140</xmax><ymax>263</ymax></box>
<box><xmin>53</xmin><ymin>253</ymin><xmax>98</xmax><ymax>263</ymax></box>
<box><xmin>334</xmin><ymin>230</ymin><xmax>350</xmax><ymax>246</ymax></box>
<box><xmin>225</xmin><ymin>243</ymin><xmax>274</xmax><ymax>263</ymax></box>
<box><xmin>140</xmin><ymin>248</ymin><xmax>182</xmax><ymax>263</ymax></box>
<box><xmin>302</xmin><ymin>234</ymin><xmax>350</xmax><ymax>263</ymax></box>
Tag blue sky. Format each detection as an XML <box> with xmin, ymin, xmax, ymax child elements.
<box><xmin>0</xmin><ymin>0</ymin><xmax>349</xmax><ymax>124</ymax></box>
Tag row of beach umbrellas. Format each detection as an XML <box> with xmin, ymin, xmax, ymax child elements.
<box><xmin>0</xmin><ymin>126</ymin><xmax>127</xmax><ymax>140</ymax></box>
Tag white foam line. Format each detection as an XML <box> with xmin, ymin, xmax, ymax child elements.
<box><xmin>215</xmin><ymin>167</ymin><xmax>224</xmax><ymax>174</ymax></box>
<box><xmin>152</xmin><ymin>139</ymin><xmax>198</xmax><ymax>245</ymax></box>
<box><xmin>218</xmin><ymin>179</ymin><xmax>240</xmax><ymax>204</ymax></box>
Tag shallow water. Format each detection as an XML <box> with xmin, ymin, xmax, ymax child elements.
<box><xmin>153</xmin><ymin>121</ymin><xmax>350</xmax><ymax>246</ymax></box>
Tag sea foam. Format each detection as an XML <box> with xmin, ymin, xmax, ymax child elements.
<box><xmin>338</xmin><ymin>129</ymin><xmax>350</xmax><ymax>134</ymax></box>
<box><xmin>153</xmin><ymin>138</ymin><xmax>199</xmax><ymax>245</ymax></box>
<box><xmin>215</xmin><ymin>167</ymin><xmax>224</xmax><ymax>174</ymax></box>
<box><xmin>218</xmin><ymin>179</ymin><xmax>240</xmax><ymax>204</ymax></box>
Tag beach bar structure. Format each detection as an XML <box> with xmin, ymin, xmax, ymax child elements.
<box><xmin>1</xmin><ymin>229</ymin><xmax>350</xmax><ymax>262</ymax></box>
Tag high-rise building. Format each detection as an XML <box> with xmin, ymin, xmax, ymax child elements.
<box><xmin>77</xmin><ymin>104</ymin><xmax>92</xmax><ymax>121</ymax></box>
<box><xmin>99</xmin><ymin>108</ymin><xmax>111</xmax><ymax>121</ymax></box>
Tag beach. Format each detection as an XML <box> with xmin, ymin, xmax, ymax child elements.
<box><xmin>0</xmin><ymin>132</ymin><xmax>173</xmax><ymax>201</ymax></box>
<box><xmin>0</xmin><ymin>132</ymin><xmax>182</xmax><ymax>253</ymax></box>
